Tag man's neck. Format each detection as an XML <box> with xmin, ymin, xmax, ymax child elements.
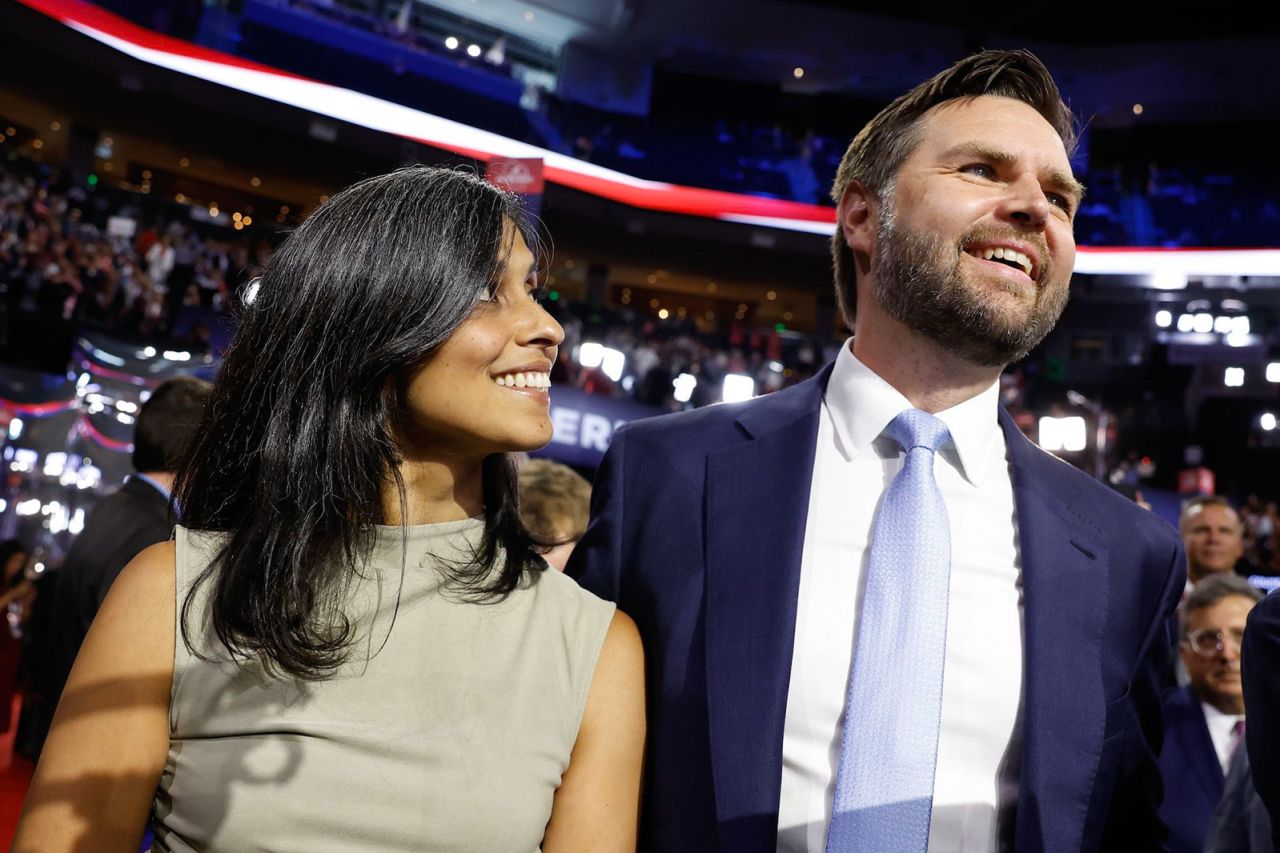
<box><xmin>136</xmin><ymin>471</ymin><xmax>176</xmax><ymax>494</ymax></box>
<box><xmin>1202</xmin><ymin>692</ymin><xmax>1246</xmax><ymax>716</ymax></box>
<box><xmin>851</xmin><ymin>306</ymin><xmax>1002</xmax><ymax>414</ymax></box>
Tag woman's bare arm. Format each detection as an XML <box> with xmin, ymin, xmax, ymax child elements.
<box><xmin>543</xmin><ymin>610</ymin><xmax>646</xmax><ymax>853</ymax></box>
<box><xmin>12</xmin><ymin>541</ymin><xmax>176</xmax><ymax>852</ymax></box>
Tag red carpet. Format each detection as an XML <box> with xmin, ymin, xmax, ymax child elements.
<box><xmin>0</xmin><ymin>695</ymin><xmax>34</xmax><ymax>848</ymax></box>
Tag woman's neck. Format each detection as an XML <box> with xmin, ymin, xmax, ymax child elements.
<box><xmin>381</xmin><ymin>456</ymin><xmax>485</xmax><ymax>525</ymax></box>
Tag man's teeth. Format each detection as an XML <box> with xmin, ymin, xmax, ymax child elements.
<box><xmin>972</xmin><ymin>246</ymin><xmax>1033</xmax><ymax>277</ymax></box>
<box><xmin>495</xmin><ymin>372</ymin><xmax>551</xmax><ymax>389</ymax></box>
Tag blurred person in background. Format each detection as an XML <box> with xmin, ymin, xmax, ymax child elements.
<box><xmin>0</xmin><ymin>539</ymin><xmax>34</xmax><ymax>736</ymax></box>
<box><xmin>1182</xmin><ymin>496</ymin><xmax>1247</xmax><ymax>586</ymax></box>
<box><xmin>1159</xmin><ymin>574</ymin><xmax>1261</xmax><ymax>852</ymax></box>
<box><xmin>572</xmin><ymin>49</ymin><xmax>1184</xmax><ymax>852</ymax></box>
<box><xmin>1243</xmin><ymin>590</ymin><xmax>1280</xmax><ymax>850</ymax></box>
<box><xmin>518</xmin><ymin>458</ymin><xmax>592</xmax><ymax>571</ymax></box>
<box><xmin>14</xmin><ymin>166</ymin><xmax>643</xmax><ymax>853</ymax></box>
<box><xmin>36</xmin><ymin>376</ymin><xmax>211</xmax><ymax>756</ymax></box>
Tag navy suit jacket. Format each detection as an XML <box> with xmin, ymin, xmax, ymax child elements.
<box><xmin>1158</xmin><ymin>686</ymin><xmax>1226</xmax><ymax>853</ymax></box>
<box><xmin>1242</xmin><ymin>590</ymin><xmax>1280</xmax><ymax>849</ymax></box>
<box><xmin>569</xmin><ymin>365</ymin><xmax>1186</xmax><ymax>852</ymax></box>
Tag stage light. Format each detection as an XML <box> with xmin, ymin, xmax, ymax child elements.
<box><xmin>1225</xmin><ymin>367</ymin><xmax>1245</xmax><ymax>387</ymax></box>
<box><xmin>600</xmin><ymin>348</ymin><xmax>626</xmax><ymax>381</ymax></box>
<box><xmin>1176</xmin><ymin>314</ymin><xmax>1194</xmax><ymax>333</ymax></box>
<box><xmin>657</xmin><ymin>308</ymin><xmax>669</xmax><ymax>319</ymax></box>
<box><xmin>1154</xmin><ymin>310</ymin><xmax>1172</xmax><ymax>328</ymax></box>
<box><xmin>467</xmin><ymin>44</ymin><xmax>482</xmax><ymax>57</ymax></box>
<box><xmin>1192</xmin><ymin>313</ymin><xmax>1214</xmax><ymax>334</ymax></box>
<box><xmin>7</xmin><ymin>418</ymin><xmax>22</xmax><ymax>440</ymax></box>
<box><xmin>673</xmin><ymin>373</ymin><xmax>697</xmax><ymax>403</ymax></box>
<box><xmin>722</xmin><ymin>374</ymin><xmax>755</xmax><ymax>403</ymax></box>
<box><xmin>1263</xmin><ymin>413</ymin><xmax>1277</xmax><ymax>432</ymax></box>
<box><xmin>445</xmin><ymin>36</ymin><xmax>458</xmax><ymax>49</ymax></box>
<box><xmin>1214</xmin><ymin>316</ymin><xmax>1232</xmax><ymax>334</ymax></box>
<box><xmin>1038</xmin><ymin>416</ymin><xmax>1087</xmax><ymax>452</ymax></box>
<box><xmin>1267</xmin><ymin>363</ymin><xmax>1280</xmax><ymax>383</ymax></box>
<box><xmin>578</xmin><ymin>342</ymin><xmax>604</xmax><ymax>368</ymax></box>
<box><xmin>1231</xmin><ymin>316</ymin><xmax>1251</xmax><ymax>335</ymax></box>
<box><xmin>793</xmin><ymin>67</ymin><xmax>804</xmax><ymax>79</ymax></box>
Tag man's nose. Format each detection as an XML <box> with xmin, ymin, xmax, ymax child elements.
<box><xmin>996</xmin><ymin>174</ymin><xmax>1051</xmax><ymax>230</ymax></box>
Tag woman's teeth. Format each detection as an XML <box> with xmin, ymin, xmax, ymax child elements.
<box><xmin>494</xmin><ymin>372</ymin><xmax>550</xmax><ymax>389</ymax></box>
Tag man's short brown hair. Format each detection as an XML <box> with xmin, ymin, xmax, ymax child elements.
<box><xmin>829</xmin><ymin>49</ymin><xmax>1078</xmax><ymax>329</ymax></box>
<box><xmin>518</xmin><ymin>459</ymin><xmax>592</xmax><ymax>546</ymax></box>
<box><xmin>1179</xmin><ymin>495</ymin><xmax>1243</xmax><ymax>535</ymax></box>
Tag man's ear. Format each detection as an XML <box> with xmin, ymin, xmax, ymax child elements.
<box><xmin>838</xmin><ymin>180</ymin><xmax>876</xmax><ymax>256</ymax></box>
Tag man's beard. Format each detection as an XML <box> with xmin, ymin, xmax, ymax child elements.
<box><xmin>871</xmin><ymin>192</ymin><xmax>1070</xmax><ymax>368</ymax></box>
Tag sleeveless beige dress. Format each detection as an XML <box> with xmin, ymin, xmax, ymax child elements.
<box><xmin>153</xmin><ymin>519</ymin><xmax>615</xmax><ymax>852</ymax></box>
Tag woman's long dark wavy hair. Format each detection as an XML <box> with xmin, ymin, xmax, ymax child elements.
<box><xmin>175</xmin><ymin>166</ymin><xmax>548</xmax><ymax>680</ymax></box>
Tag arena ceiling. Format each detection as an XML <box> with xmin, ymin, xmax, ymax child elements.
<box><xmin>420</xmin><ymin>0</ymin><xmax>1280</xmax><ymax>125</ymax></box>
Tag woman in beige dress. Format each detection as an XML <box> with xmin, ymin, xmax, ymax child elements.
<box><xmin>14</xmin><ymin>167</ymin><xmax>644</xmax><ymax>852</ymax></box>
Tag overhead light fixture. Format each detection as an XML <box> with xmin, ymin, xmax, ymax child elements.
<box><xmin>467</xmin><ymin>44</ymin><xmax>482</xmax><ymax>58</ymax></box>
<box><xmin>1225</xmin><ymin>367</ymin><xmax>1245</xmax><ymax>387</ymax></box>
<box><xmin>1154</xmin><ymin>310</ymin><xmax>1172</xmax><ymax>328</ymax></box>
<box><xmin>445</xmin><ymin>36</ymin><xmax>459</xmax><ymax>50</ymax></box>
<box><xmin>1176</xmin><ymin>313</ymin><xmax>1194</xmax><ymax>333</ymax></box>
<box><xmin>1262</xmin><ymin>413</ymin><xmax>1277</xmax><ymax>432</ymax></box>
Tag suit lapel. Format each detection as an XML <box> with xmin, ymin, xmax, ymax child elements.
<box><xmin>704</xmin><ymin>366</ymin><xmax>829</xmax><ymax>852</ymax></box>
<box><xmin>1004</xmin><ymin>412</ymin><xmax>1110</xmax><ymax>853</ymax></box>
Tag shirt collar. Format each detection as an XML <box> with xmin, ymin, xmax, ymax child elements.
<box><xmin>824</xmin><ymin>339</ymin><xmax>1004</xmax><ymax>487</ymax></box>
<box><xmin>130</xmin><ymin>473</ymin><xmax>179</xmax><ymax>516</ymax></box>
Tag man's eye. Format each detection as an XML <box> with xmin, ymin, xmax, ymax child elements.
<box><xmin>962</xmin><ymin>163</ymin><xmax>996</xmax><ymax>179</ymax></box>
<box><xmin>1047</xmin><ymin>193</ymin><xmax>1072</xmax><ymax>213</ymax></box>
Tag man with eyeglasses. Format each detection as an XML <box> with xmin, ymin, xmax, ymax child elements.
<box><xmin>1160</xmin><ymin>573</ymin><xmax>1262</xmax><ymax>853</ymax></box>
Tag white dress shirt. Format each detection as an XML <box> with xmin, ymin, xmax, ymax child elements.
<box><xmin>1200</xmin><ymin>702</ymin><xmax>1245</xmax><ymax>775</ymax></box>
<box><xmin>778</xmin><ymin>341</ymin><xmax>1024</xmax><ymax>853</ymax></box>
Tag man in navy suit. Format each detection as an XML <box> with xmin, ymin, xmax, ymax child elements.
<box><xmin>1243</xmin><ymin>590</ymin><xmax>1280</xmax><ymax>848</ymax></box>
<box><xmin>570</xmin><ymin>49</ymin><xmax>1185</xmax><ymax>852</ymax></box>
<box><xmin>1160</xmin><ymin>574</ymin><xmax>1260</xmax><ymax>852</ymax></box>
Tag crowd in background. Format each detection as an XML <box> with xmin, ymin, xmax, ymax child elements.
<box><xmin>0</xmin><ymin>157</ymin><xmax>264</xmax><ymax>358</ymax></box>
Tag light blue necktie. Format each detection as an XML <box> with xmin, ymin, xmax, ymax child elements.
<box><xmin>826</xmin><ymin>409</ymin><xmax>953</xmax><ymax>853</ymax></box>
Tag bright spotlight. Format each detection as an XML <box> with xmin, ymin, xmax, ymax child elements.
<box><xmin>577</xmin><ymin>342</ymin><xmax>604</xmax><ymax>368</ymax></box>
<box><xmin>7</xmin><ymin>418</ymin><xmax>22</xmax><ymax>440</ymax></box>
<box><xmin>1176</xmin><ymin>314</ymin><xmax>1194</xmax><ymax>333</ymax></box>
<box><xmin>1038</xmin><ymin>415</ymin><xmax>1087</xmax><ymax>453</ymax></box>
<box><xmin>1225</xmin><ymin>367</ymin><xmax>1245</xmax><ymax>387</ymax></box>
<box><xmin>1192</xmin><ymin>313</ymin><xmax>1214</xmax><ymax>334</ymax></box>
<box><xmin>445</xmin><ymin>36</ymin><xmax>459</xmax><ymax>50</ymax></box>
<box><xmin>600</xmin><ymin>347</ymin><xmax>626</xmax><ymax>382</ymax></box>
<box><xmin>1231</xmin><ymin>316</ymin><xmax>1251</xmax><ymax>336</ymax></box>
<box><xmin>1263</xmin><ymin>413</ymin><xmax>1278</xmax><ymax>432</ymax></box>
<box><xmin>1154</xmin><ymin>310</ymin><xmax>1172</xmax><ymax>328</ymax></box>
<box><xmin>1214</xmin><ymin>316</ymin><xmax>1232</xmax><ymax>334</ymax></box>
<box><xmin>1268</xmin><ymin>363</ymin><xmax>1280</xmax><ymax>383</ymax></box>
<box><xmin>467</xmin><ymin>44</ymin><xmax>482</xmax><ymax>57</ymax></box>
<box><xmin>722</xmin><ymin>374</ymin><xmax>756</xmax><ymax>403</ymax></box>
<box><xmin>672</xmin><ymin>373</ymin><xmax>697</xmax><ymax>403</ymax></box>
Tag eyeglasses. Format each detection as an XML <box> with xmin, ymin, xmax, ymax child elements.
<box><xmin>1183</xmin><ymin>627</ymin><xmax>1246</xmax><ymax>657</ymax></box>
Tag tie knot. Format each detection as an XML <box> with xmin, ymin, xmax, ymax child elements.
<box><xmin>886</xmin><ymin>409</ymin><xmax>951</xmax><ymax>455</ymax></box>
